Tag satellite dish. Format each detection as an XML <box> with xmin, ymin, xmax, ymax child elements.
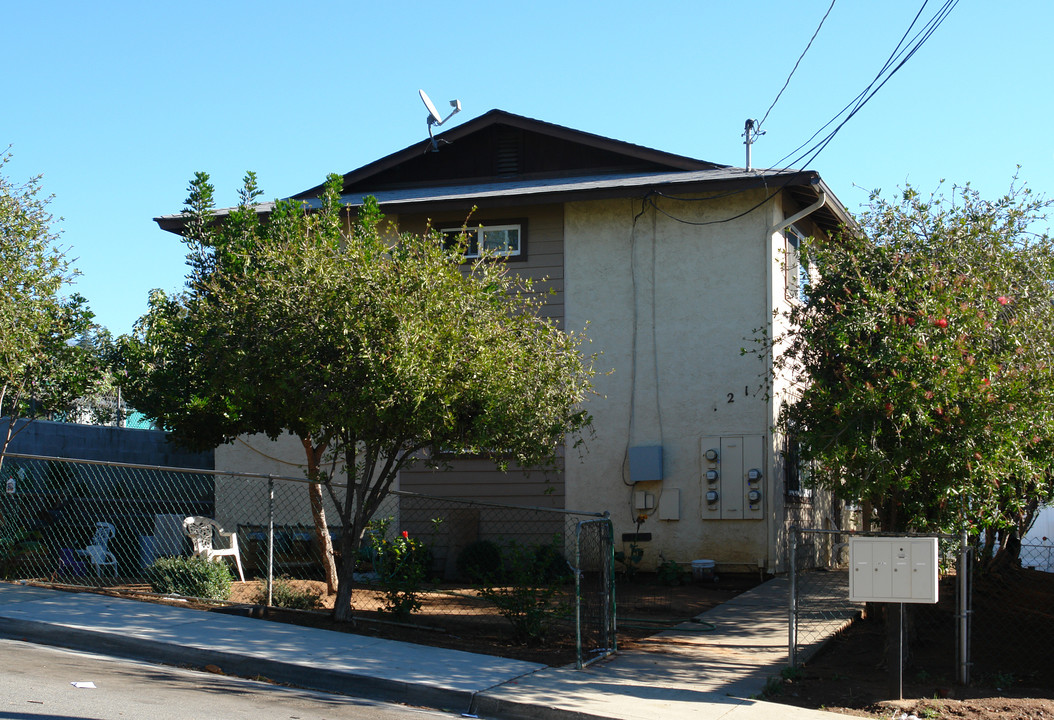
<box><xmin>419</xmin><ymin>89</ymin><xmax>443</xmax><ymax>125</ymax></box>
<box><xmin>419</xmin><ymin>89</ymin><xmax>462</xmax><ymax>151</ymax></box>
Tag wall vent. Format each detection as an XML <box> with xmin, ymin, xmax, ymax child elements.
<box><xmin>495</xmin><ymin>127</ymin><xmax>522</xmax><ymax>176</ymax></box>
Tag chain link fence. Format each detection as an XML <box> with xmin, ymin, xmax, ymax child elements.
<box><xmin>789</xmin><ymin>528</ymin><xmax>966</xmax><ymax>684</ymax></box>
<box><xmin>0</xmin><ymin>452</ymin><xmax>615</xmax><ymax>667</ymax></box>
<box><xmin>791</xmin><ymin>528</ymin><xmax>1054</xmax><ymax>688</ymax></box>
<box><xmin>968</xmin><ymin>540</ymin><xmax>1054</xmax><ymax>686</ymax></box>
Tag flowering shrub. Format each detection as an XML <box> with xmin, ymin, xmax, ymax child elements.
<box><xmin>766</xmin><ymin>178</ymin><xmax>1054</xmax><ymax>542</ymax></box>
<box><xmin>367</xmin><ymin>518</ymin><xmax>429</xmax><ymax>618</ymax></box>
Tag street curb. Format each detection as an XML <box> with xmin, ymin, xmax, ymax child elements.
<box><xmin>0</xmin><ymin>617</ymin><xmax>477</xmax><ymax>714</ymax></box>
<box><xmin>472</xmin><ymin>692</ymin><xmax>619</xmax><ymax>720</ymax></box>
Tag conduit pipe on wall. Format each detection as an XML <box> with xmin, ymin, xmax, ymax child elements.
<box><xmin>763</xmin><ymin>188</ymin><xmax>827</xmax><ymax>574</ymax></box>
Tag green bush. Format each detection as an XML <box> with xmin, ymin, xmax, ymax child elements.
<box><xmin>252</xmin><ymin>576</ymin><xmax>323</xmax><ymax>610</ymax></box>
<box><xmin>478</xmin><ymin>539</ymin><xmax>572</xmax><ymax>646</ymax></box>
<box><xmin>657</xmin><ymin>559</ymin><xmax>689</xmax><ymax>586</ymax></box>
<box><xmin>456</xmin><ymin>539</ymin><xmax>503</xmax><ymax>581</ymax></box>
<box><xmin>147</xmin><ymin>555</ymin><xmax>232</xmax><ymax>600</ymax></box>
<box><xmin>367</xmin><ymin>518</ymin><xmax>430</xmax><ymax>618</ymax></box>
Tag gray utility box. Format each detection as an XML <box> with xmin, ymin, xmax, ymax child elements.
<box><xmin>849</xmin><ymin>537</ymin><xmax>939</xmax><ymax>604</ymax></box>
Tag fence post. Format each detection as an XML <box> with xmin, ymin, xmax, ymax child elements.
<box><xmin>267</xmin><ymin>476</ymin><xmax>275</xmax><ymax>607</ymax></box>
<box><xmin>788</xmin><ymin>525</ymin><xmax>798</xmax><ymax>667</ymax></box>
<box><xmin>606</xmin><ymin>516</ymin><xmax>616</xmax><ymax>655</ymax></box>
<box><xmin>958</xmin><ymin>527</ymin><xmax>970</xmax><ymax>685</ymax></box>
<box><xmin>575</xmin><ymin>520</ymin><xmax>583</xmax><ymax>669</ymax></box>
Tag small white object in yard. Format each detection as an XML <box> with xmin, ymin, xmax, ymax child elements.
<box><xmin>70</xmin><ymin>682</ymin><xmax>96</xmax><ymax>689</ymax></box>
<box><xmin>892</xmin><ymin>713</ymin><xmax>919</xmax><ymax>720</ymax></box>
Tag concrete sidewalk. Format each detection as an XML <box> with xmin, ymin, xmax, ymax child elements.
<box><xmin>0</xmin><ymin>579</ymin><xmax>856</xmax><ymax>720</ymax></box>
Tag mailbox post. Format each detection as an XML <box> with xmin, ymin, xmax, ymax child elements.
<box><xmin>849</xmin><ymin>537</ymin><xmax>940</xmax><ymax>699</ymax></box>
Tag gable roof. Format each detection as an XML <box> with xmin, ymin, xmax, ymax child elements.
<box><xmin>291</xmin><ymin>109</ymin><xmax>725</xmax><ymax>201</ymax></box>
<box><xmin>156</xmin><ymin>109</ymin><xmax>853</xmax><ymax>234</ymax></box>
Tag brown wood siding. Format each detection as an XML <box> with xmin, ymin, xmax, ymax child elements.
<box><xmin>396</xmin><ymin>202</ymin><xmax>567</xmax><ymax>506</ymax></box>
<box><xmin>396</xmin><ymin>203</ymin><xmax>565</xmax><ymax>325</ymax></box>
<box><xmin>401</xmin><ymin>457</ymin><xmax>565</xmax><ymax>509</ymax></box>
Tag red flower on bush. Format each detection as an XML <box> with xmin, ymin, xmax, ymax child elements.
<box><xmin>998</xmin><ymin>296</ymin><xmax>1010</xmax><ymax>305</ymax></box>
<box><xmin>934</xmin><ymin>318</ymin><xmax>948</xmax><ymax>328</ymax></box>
<box><xmin>401</xmin><ymin>531</ymin><xmax>409</xmax><ymax>539</ymax></box>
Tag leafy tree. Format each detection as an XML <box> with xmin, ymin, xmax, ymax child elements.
<box><xmin>119</xmin><ymin>173</ymin><xmax>594</xmax><ymax>619</ymax></box>
<box><xmin>0</xmin><ymin>149</ymin><xmax>98</xmax><ymax>470</ymax></box>
<box><xmin>773</xmin><ymin>178</ymin><xmax>1054</xmax><ymax>563</ymax></box>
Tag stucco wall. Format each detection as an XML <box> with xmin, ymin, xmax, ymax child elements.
<box><xmin>564</xmin><ymin>191</ymin><xmax>784</xmax><ymax>571</ymax></box>
<box><xmin>213</xmin><ymin>433</ymin><xmax>351</xmax><ymax>534</ymax></box>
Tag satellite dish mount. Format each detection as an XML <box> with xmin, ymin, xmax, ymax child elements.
<box><xmin>419</xmin><ymin>89</ymin><xmax>462</xmax><ymax>151</ymax></box>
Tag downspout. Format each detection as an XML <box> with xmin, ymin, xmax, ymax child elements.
<box><xmin>765</xmin><ymin>189</ymin><xmax>828</xmax><ymax>573</ymax></box>
<box><xmin>771</xmin><ymin>190</ymin><xmax>828</xmax><ymax>237</ymax></box>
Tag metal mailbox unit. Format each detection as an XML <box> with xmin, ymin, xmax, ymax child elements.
<box><xmin>849</xmin><ymin>536</ymin><xmax>939</xmax><ymax>604</ymax></box>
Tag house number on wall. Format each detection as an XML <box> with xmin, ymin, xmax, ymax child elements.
<box><xmin>717</xmin><ymin>387</ymin><xmax>751</xmax><ymax>410</ymax></box>
<box><xmin>725</xmin><ymin>387</ymin><xmax>751</xmax><ymax>403</ymax></box>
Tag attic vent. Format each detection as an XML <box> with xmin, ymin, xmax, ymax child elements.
<box><xmin>495</xmin><ymin>127</ymin><xmax>522</xmax><ymax>176</ymax></box>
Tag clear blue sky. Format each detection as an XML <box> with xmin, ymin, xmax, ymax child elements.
<box><xmin>6</xmin><ymin>1</ymin><xmax>1052</xmax><ymax>336</ymax></box>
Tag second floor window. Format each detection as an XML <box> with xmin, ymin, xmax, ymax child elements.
<box><xmin>443</xmin><ymin>223</ymin><xmax>523</xmax><ymax>259</ymax></box>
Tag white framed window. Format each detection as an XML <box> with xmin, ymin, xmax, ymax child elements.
<box><xmin>784</xmin><ymin>225</ymin><xmax>810</xmax><ymax>302</ymax></box>
<box><xmin>442</xmin><ymin>222</ymin><xmax>523</xmax><ymax>259</ymax></box>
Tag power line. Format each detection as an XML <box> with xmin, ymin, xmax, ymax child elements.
<box><xmin>772</xmin><ymin>0</ymin><xmax>960</xmax><ymax>173</ymax></box>
<box><xmin>755</xmin><ymin>0</ymin><xmax>839</xmax><ymax>138</ymax></box>
<box><xmin>767</xmin><ymin>0</ymin><xmax>932</xmax><ymax>170</ymax></box>
<box><xmin>649</xmin><ymin>0</ymin><xmax>960</xmax><ymax>229</ymax></box>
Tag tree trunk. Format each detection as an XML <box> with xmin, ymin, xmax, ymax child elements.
<box><xmin>332</xmin><ymin>518</ymin><xmax>363</xmax><ymax>623</ymax></box>
<box><xmin>308</xmin><ymin>483</ymin><xmax>339</xmax><ymax>594</ymax></box>
<box><xmin>987</xmin><ymin>530</ymin><xmax>1022</xmax><ymax>575</ymax></box>
<box><xmin>301</xmin><ymin>438</ymin><xmax>339</xmax><ymax>595</ymax></box>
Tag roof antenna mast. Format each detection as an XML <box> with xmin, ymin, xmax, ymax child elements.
<box><xmin>419</xmin><ymin>89</ymin><xmax>462</xmax><ymax>152</ymax></box>
<box><xmin>743</xmin><ymin>118</ymin><xmax>764</xmax><ymax>171</ymax></box>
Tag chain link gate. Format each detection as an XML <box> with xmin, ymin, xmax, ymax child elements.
<box><xmin>574</xmin><ymin>516</ymin><xmax>615</xmax><ymax>668</ymax></box>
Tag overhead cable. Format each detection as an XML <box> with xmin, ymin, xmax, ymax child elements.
<box><xmin>755</xmin><ymin>0</ymin><xmax>839</xmax><ymax>138</ymax></box>
<box><xmin>650</xmin><ymin>0</ymin><xmax>960</xmax><ymax>228</ymax></box>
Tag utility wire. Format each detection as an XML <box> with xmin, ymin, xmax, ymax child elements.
<box><xmin>772</xmin><ymin>0</ymin><xmax>959</xmax><ymax>173</ymax></box>
<box><xmin>755</xmin><ymin>0</ymin><xmax>839</xmax><ymax>138</ymax></box>
<box><xmin>647</xmin><ymin>0</ymin><xmax>960</xmax><ymax>229</ymax></box>
<box><xmin>767</xmin><ymin>0</ymin><xmax>931</xmax><ymax>170</ymax></box>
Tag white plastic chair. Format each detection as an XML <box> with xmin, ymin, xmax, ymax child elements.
<box><xmin>78</xmin><ymin>522</ymin><xmax>118</xmax><ymax>576</ymax></box>
<box><xmin>183</xmin><ymin>516</ymin><xmax>245</xmax><ymax>582</ymax></box>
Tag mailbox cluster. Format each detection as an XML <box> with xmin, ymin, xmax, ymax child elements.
<box><xmin>848</xmin><ymin>537</ymin><xmax>939</xmax><ymax>604</ymax></box>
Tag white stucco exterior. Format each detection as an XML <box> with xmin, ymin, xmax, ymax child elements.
<box><xmin>564</xmin><ymin>191</ymin><xmax>812</xmax><ymax>572</ymax></box>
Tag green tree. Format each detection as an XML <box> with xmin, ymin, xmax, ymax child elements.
<box><xmin>119</xmin><ymin>173</ymin><xmax>594</xmax><ymax>619</ymax></box>
<box><xmin>774</xmin><ymin>179</ymin><xmax>1054</xmax><ymax>561</ymax></box>
<box><xmin>0</xmin><ymin>149</ymin><xmax>98</xmax><ymax>470</ymax></box>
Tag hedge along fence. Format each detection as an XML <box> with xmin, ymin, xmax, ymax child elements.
<box><xmin>0</xmin><ymin>452</ymin><xmax>615</xmax><ymax>663</ymax></box>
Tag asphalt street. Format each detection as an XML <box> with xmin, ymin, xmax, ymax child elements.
<box><xmin>0</xmin><ymin>637</ymin><xmax>462</xmax><ymax>720</ymax></box>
